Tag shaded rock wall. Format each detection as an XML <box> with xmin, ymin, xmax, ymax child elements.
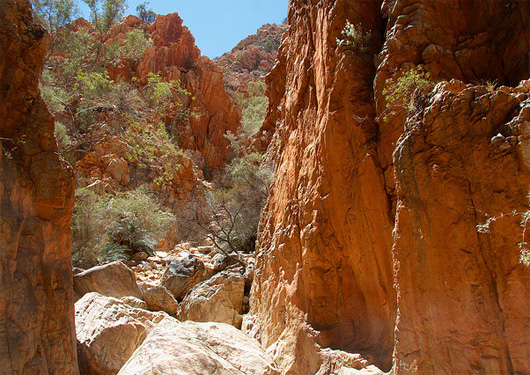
<box><xmin>250</xmin><ymin>0</ymin><xmax>530</xmax><ymax>373</ymax></box>
<box><xmin>0</xmin><ymin>0</ymin><xmax>77</xmax><ymax>373</ymax></box>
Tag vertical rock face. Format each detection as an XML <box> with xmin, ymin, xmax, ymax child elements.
<box><xmin>0</xmin><ymin>0</ymin><xmax>77</xmax><ymax>374</ymax></box>
<box><xmin>251</xmin><ymin>0</ymin><xmax>530</xmax><ymax>373</ymax></box>
<box><xmin>251</xmin><ymin>1</ymin><xmax>395</xmax><ymax>373</ymax></box>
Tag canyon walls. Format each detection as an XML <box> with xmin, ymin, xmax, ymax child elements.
<box><xmin>0</xmin><ymin>0</ymin><xmax>78</xmax><ymax>374</ymax></box>
<box><xmin>250</xmin><ymin>0</ymin><xmax>530</xmax><ymax>373</ymax></box>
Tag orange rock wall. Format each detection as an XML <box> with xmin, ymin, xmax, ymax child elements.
<box><xmin>114</xmin><ymin>13</ymin><xmax>241</xmax><ymax>172</ymax></box>
<box><xmin>251</xmin><ymin>0</ymin><xmax>530</xmax><ymax>373</ymax></box>
<box><xmin>0</xmin><ymin>0</ymin><xmax>77</xmax><ymax>373</ymax></box>
<box><xmin>251</xmin><ymin>1</ymin><xmax>395</xmax><ymax>373</ymax></box>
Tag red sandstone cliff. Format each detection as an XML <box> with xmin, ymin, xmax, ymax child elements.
<box><xmin>249</xmin><ymin>0</ymin><xmax>530</xmax><ymax>374</ymax></box>
<box><xmin>0</xmin><ymin>0</ymin><xmax>78</xmax><ymax>373</ymax></box>
<box><xmin>217</xmin><ymin>23</ymin><xmax>288</xmax><ymax>95</ymax></box>
<box><xmin>109</xmin><ymin>13</ymin><xmax>241</xmax><ymax>173</ymax></box>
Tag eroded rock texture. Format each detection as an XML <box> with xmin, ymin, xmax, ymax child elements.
<box><xmin>118</xmin><ymin>320</ymin><xmax>280</xmax><ymax>375</ymax></box>
<box><xmin>119</xmin><ymin>13</ymin><xmax>241</xmax><ymax>173</ymax></box>
<box><xmin>0</xmin><ymin>0</ymin><xmax>77</xmax><ymax>373</ymax></box>
<box><xmin>217</xmin><ymin>23</ymin><xmax>288</xmax><ymax>95</ymax></box>
<box><xmin>250</xmin><ymin>0</ymin><xmax>530</xmax><ymax>374</ymax></box>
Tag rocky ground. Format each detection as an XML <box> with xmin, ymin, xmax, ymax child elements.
<box><xmin>73</xmin><ymin>244</ymin><xmax>382</xmax><ymax>374</ymax></box>
<box><xmin>2</xmin><ymin>0</ymin><xmax>530</xmax><ymax>374</ymax></box>
<box><xmin>73</xmin><ymin>242</ymin><xmax>274</xmax><ymax>374</ymax></box>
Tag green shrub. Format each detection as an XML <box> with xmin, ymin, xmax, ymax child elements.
<box><xmin>124</xmin><ymin>119</ymin><xmax>182</xmax><ymax>184</ymax></box>
<box><xmin>234</xmin><ymin>81</ymin><xmax>268</xmax><ymax>143</ymax></box>
<box><xmin>336</xmin><ymin>21</ymin><xmax>372</xmax><ymax>53</ymax></box>
<box><xmin>136</xmin><ymin>2</ymin><xmax>156</xmax><ymax>23</ymax></box>
<box><xmin>264</xmin><ymin>37</ymin><xmax>281</xmax><ymax>53</ymax></box>
<box><xmin>54</xmin><ymin>121</ymin><xmax>71</xmax><ymax>151</ymax></box>
<box><xmin>72</xmin><ymin>188</ymin><xmax>176</xmax><ymax>266</ymax></box>
<box><xmin>100</xmin><ymin>217</ymin><xmax>157</xmax><ymax>262</ymax></box>
<box><xmin>382</xmin><ymin>68</ymin><xmax>437</xmax><ymax>120</ymax></box>
<box><xmin>199</xmin><ymin>151</ymin><xmax>273</xmax><ymax>257</ymax></box>
<box><xmin>72</xmin><ymin>188</ymin><xmax>106</xmax><ymax>267</ymax></box>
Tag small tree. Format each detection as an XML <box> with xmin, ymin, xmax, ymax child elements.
<box><xmin>136</xmin><ymin>1</ymin><xmax>156</xmax><ymax>23</ymax></box>
<box><xmin>30</xmin><ymin>0</ymin><xmax>79</xmax><ymax>55</ymax></box>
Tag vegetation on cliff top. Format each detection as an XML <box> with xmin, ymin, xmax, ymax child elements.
<box><xmin>33</xmin><ymin>0</ymin><xmax>274</xmax><ymax>267</ymax></box>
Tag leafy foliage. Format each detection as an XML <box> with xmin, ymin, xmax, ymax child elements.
<box><xmin>336</xmin><ymin>21</ymin><xmax>372</xmax><ymax>53</ymax></box>
<box><xmin>54</xmin><ymin>121</ymin><xmax>71</xmax><ymax>151</ymax></box>
<box><xmin>31</xmin><ymin>0</ymin><xmax>78</xmax><ymax>39</ymax></box>
<box><xmin>233</xmin><ymin>81</ymin><xmax>268</xmax><ymax>147</ymax></box>
<box><xmin>83</xmin><ymin>0</ymin><xmax>126</xmax><ymax>36</ymax></box>
<box><xmin>73</xmin><ymin>188</ymin><xmax>176</xmax><ymax>266</ymax></box>
<box><xmin>100</xmin><ymin>217</ymin><xmax>157</xmax><ymax>262</ymax></box>
<box><xmin>382</xmin><ymin>68</ymin><xmax>437</xmax><ymax>120</ymax></box>
<box><xmin>124</xmin><ymin>118</ymin><xmax>182</xmax><ymax>185</ymax></box>
<box><xmin>136</xmin><ymin>1</ymin><xmax>156</xmax><ymax>23</ymax></box>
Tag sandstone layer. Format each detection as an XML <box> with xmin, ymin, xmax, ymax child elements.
<box><xmin>250</xmin><ymin>0</ymin><xmax>530</xmax><ymax>374</ymax></box>
<box><xmin>0</xmin><ymin>0</ymin><xmax>77</xmax><ymax>373</ymax></box>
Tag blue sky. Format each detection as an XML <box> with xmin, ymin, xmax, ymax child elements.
<box><xmin>82</xmin><ymin>0</ymin><xmax>289</xmax><ymax>58</ymax></box>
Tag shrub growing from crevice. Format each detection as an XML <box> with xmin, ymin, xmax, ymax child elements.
<box><xmin>336</xmin><ymin>21</ymin><xmax>372</xmax><ymax>54</ymax></box>
<box><xmin>381</xmin><ymin>67</ymin><xmax>437</xmax><ymax>121</ymax></box>
<box><xmin>477</xmin><ymin>206</ymin><xmax>530</xmax><ymax>267</ymax></box>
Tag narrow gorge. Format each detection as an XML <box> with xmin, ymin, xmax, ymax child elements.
<box><xmin>0</xmin><ymin>0</ymin><xmax>529</xmax><ymax>374</ymax></box>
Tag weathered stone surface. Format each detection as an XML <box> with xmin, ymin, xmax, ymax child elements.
<box><xmin>121</xmin><ymin>296</ymin><xmax>148</xmax><ymax>310</ymax></box>
<box><xmin>0</xmin><ymin>0</ymin><xmax>77</xmax><ymax>373</ymax></box>
<box><xmin>160</xmin><ymin>253</ymin><xmax>209</xmax><ymax>299</ymax></box>
<box><xmin>391</xmin><ymin>81</ymin><xmax>530</xmax><ymax>374</ymax></box>
<box><xmin>251</xmin><ymin>1</ymin><xmax>394</xmax><ymax>373</ymax></box>
<box><xmin>217</xmin><ymin>23</ymin><xmax>287</xmax><ymax>95</ymax></box>
<box><xmin>142</xmin><ymin>285</ymin><xmax>178</xmax><ymax>315</ymax></box>
<box><xmin>118</xmin><ymin>320</ymin><xmax>280</xmax><ymax>375</ymax></box>
<box><xmin>179</xmin><ymin>271</ymin><xmax>245</xmax><ymax>327</ymax></box>
<box><xmin>75</xmin><ymin>292</ymin><xmax>168</xmax><ymax>375</ymax></box>
<box><xmin>251</xmin><ymin>0</ymin><xmax>530</xmax><ymax>374</ymax></box>
<box><xmin>74</xmin><ymin>261</ymin><xmax>142</xmax><ymax>300</ymax></box>
<box><xmin>315</xmin><ymin>348</ymin><xmax>384</xmax><ymax>375</ymax></box>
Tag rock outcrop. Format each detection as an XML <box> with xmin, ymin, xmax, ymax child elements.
<box><xmin>118</xmin><ymin>320</ymin><xmax>280</xmax><ymax>375</ymax></box>
<box><xmin>141</xmin><ymin>285</ymin><xmax>178</xmax><ymax>315</ymax></box>
<box><xmin>250</xmin><ymin>0</ymin><xmax>530</xmax><ymax>374</ymax></box>
<box><xmin>131</xmin><ymin>13</ymin><xmax>241</xmax><ymax>172</ymax></box>
<box><xmin>217</xmin><ymin>23</ymin><xmax>288</xmax><ymax>95</ymax></box>
<box><xmin>0</xmin><ymin>0</ymin><xmax>77</xmax><ymax>373</ymax></box>
<box><xmin>75</xmin><ymin>292</ymin><xmax>168</xmax><ymax>375</ymax></box>
<box><xmin>179</xmin><ymin>271</ymin><xmax>245</xmax><ymax>327</ymax></box>
<box><xmin>160</xmin><ymin>253</ymin><xmax>212</xmax><ymax>299</ymax></box>
<box><xmin>73</xmin><ymin>261</ymin><xmax>143</xmax><ymax>300</ymax></box>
